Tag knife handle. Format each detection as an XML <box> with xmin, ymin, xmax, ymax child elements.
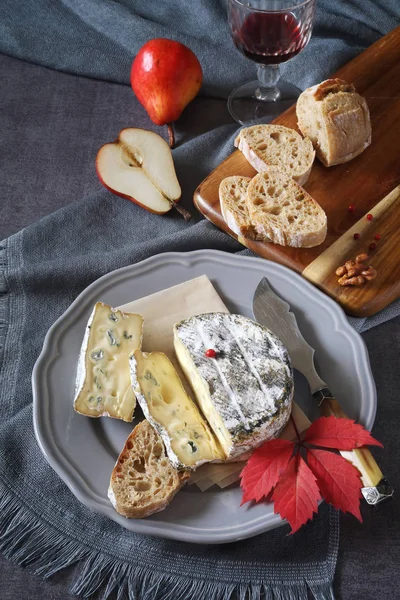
<box><xmin>316</xmin><ymin>393</ymin><xmax>393</xmax><ymax>504</ymax></box>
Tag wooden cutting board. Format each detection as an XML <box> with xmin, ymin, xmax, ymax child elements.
<box><xmin>194</xmin><ymin>26</ymin><xmax>400</xmax><ymax>318</ymax></box>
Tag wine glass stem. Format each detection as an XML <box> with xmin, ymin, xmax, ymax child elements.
<box><xmin>256</xmin><ymin>65</ymin><xmax>281</xmax><ymax>102</ymax></box>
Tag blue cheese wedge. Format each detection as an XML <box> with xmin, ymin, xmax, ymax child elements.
<box><xmin>129</xmin><ymin>350</ymin><xmax>225</xmax><ymax>469</ymax></box>
<box><xmin>174</xmin><ymin>313</ymin><xmax>293</xmax><ymax>459</ymax></box>
<box><xmin>74</xmin><ymin>302</ymin><xmax>143</xmax><ymax>421</ymax></box>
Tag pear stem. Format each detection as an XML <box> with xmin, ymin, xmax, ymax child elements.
<box><xmin>167</xmin><ymin>123</ymin><xmax>175</xmax><ymax>149</ymax></box>
<box><xmin>170</xmin><ymin>201</ymin><xmax>192</xmax><ymax>222</ymax></box>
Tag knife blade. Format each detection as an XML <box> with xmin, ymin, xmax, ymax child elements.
<box><xmin>253</xmin><ymin>277</ymin><xmax>393</xmax><ymax>506</ymax></box>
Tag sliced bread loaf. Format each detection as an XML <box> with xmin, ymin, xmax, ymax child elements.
<box><xmin>246</xmin><ymin>170</ymin><xmax>327</xmax><ymax>248</ymax></box>
<box><xmin>296</xmin><ymin>78</ymin><xmax>371</xmax><ymax>166</ymax></box>
<box><xmin>219</xmin><ymin>176</ymin><xmax>266</xmax><ymax>240</ymax></box>
<box><xmin>234</xmin><ymin>125</ymin><xmax>315</xmax><ymax>186</ymax></box>
<box><xmin>108</xmin><ymin>420</ymin><xmax>190</xmax><ymax>518</ymax></box>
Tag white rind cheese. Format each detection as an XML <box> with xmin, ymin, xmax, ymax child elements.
<box><xmin>174</xmin><ymin>313</ymin><xmax>293</xmax><ymax>459</ymax></box>
<box><xmin>74</xmin><ymin>302</ymin><xmax>143</xmax><ymax>421</ymax></box>
<box><xmin>129</xmin><ymin>350</ymin><xmax>225</xmax><ymax>469</ymax></box>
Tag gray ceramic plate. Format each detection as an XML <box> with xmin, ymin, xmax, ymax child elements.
<box><xmin>32</xmin><ymin>250</ymin><xmax>376</xmax><ymax>544</ymax></box>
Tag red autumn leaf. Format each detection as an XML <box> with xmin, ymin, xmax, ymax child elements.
<box><xmin>272</xmin><ymin>454</ymin><xmax>321</xmax><ymax>534</ymax></box>
<box><xmin>307</xmin><ymin>448</ymin><xmax>363</xmax><ymax>521</ymax></box>
<box><xmin>240</xmin><ymin>439</ymin><xmax>294</xmax><ymax>504</ymax></box>
<box><xmin>304</xmin><ymin>416</ymin><xmax>383</xmax><ymax>451</ymax></box>
<box><xmin>239</xmin><ymin>415</ymin><xmax>382</xmax><ymax>532</ymax></box>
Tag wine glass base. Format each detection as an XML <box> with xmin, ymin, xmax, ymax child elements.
<box><xmin>228</xmin><ymin>79</ymin><xmax>302</xmax><ymax>125</ymax></box>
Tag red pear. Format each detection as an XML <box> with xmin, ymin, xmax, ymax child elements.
<box><xmin>131</xmin><ymin>38</ymin><xmax>203</xmax><ymax>147</ymax></box>
<box><xmin>96</xmin><ymin>128</ymin><xmax>191</xmax><ymax>221</ymax></box>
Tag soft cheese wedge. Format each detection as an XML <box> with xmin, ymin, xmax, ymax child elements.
<box><xmin>174</xmin><ymin>313</ymin><xmax>294</xmax><ymax>460</ymax></box>
<box><xmin>74</xmin><ymin>303</ymin><xmax>143</xmax><ymax>421</ymax></box>
<box><xmin>130</xmin><ymin>350</ymin><xmax>225</xmax><ymax>469</ymax></box>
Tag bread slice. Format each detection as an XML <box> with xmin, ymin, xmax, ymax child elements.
<box><xmin>246</xmin><ymin>169</ymin><xmax>327</xmax><ymax>247</ymax></box>
<box><xmin>296</xmin><ymin>78</ymin><xmax>371</xmax><ymax>166</ymax></box>
<box><xmin>108</xmin><ymin>420</ymin><xmax>190</xmax><ymax>518</ymax></box>
<box><xmin>234</xmin><ymin>125</ymin><xmax>315</xmax><ymax>186</ymax></box>
<box><xmin>219</xmin><ymin>176</ymin><xmax>266</xmax><ymax>240</ymax></box>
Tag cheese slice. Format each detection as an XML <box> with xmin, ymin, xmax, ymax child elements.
<box><xmin>74</xmin><ymin>302</ymin><xmax>143</xmax><ymax>421</ymax></box>
<box><xmin>174</xmin><ymin>313</ymin><xmax>294</xmax><ymax>460</ymax></box>
<box><xmin>130</xmin><ymin>350</ymin><xmax>225</xmax><ymax>469</ymax></box>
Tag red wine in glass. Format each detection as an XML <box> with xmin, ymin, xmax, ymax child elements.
<box><xmin>227</xmin><ymin>0</ymin><xmax>316</xmax><ymax>123</ymax></box>
<box><xmin>232</xmin><ymin>12</ymin><xmax>306</xmax><ymax>65</ymax></box>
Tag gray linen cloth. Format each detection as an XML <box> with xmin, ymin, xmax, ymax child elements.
<box><xmin>0</xmin><ymin>1</ymin><xmax>399</xmax><ymax>599</ymax></box>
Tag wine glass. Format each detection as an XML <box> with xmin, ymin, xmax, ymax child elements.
<box><xmin>227</xmin><ymin>0</ymin><xmax>316</xmax><ymax>124</ymax></box>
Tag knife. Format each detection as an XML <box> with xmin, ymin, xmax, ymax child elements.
<box><xmin>253</xmin><ymin>277</ymin><xmax>393</xmax><ymax>506</ymax></box>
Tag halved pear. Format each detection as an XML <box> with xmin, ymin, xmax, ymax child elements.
<box><xmin>96</xmin><ymin>128</ymin><xmax>182</xmax><ymax>215</ymax></box>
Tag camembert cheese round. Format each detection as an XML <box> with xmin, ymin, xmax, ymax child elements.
<box><xmin>174</xmin><ymin>313</ymin><xmax>294</xmax><ymax>459</ymax></box>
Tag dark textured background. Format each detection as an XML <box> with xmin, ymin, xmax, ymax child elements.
<box><xmin>1</xmin><ymin>51</ymin><xmax>399</xmax><ymax>600</ymax></box>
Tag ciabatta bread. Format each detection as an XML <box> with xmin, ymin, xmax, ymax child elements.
<box><xmin>246</xmin><ymin>170</ymin><xmax>327</xmax><ymax>247</ymax></box>
<box><xmin>108</xmin><ymin>420</ymin><xmax>190</xmax><ymax>518</ymax></box>
<box><xmin>234</xmin><ymin>125</ymin><xmax>315</xmax><ymax>186</ymax></box>
<box><xmin>296</xmin><ymin>78</ymin><xmax>371</xmax><ymax>166</ymax></box>
<box><xmin>219</xmin><ymin>176</ymin><xmax>265</xmax><ymax>240</ymax></box>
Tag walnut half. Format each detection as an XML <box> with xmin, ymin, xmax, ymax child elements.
<box><xmin>335</xmin><ymin>254</ymin><xmax>377</xmax><ymax>287</ymax></box>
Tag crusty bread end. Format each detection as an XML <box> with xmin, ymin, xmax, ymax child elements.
<box><xmin>296</xmin><ymin>78</ymin><xmax>371</xmax><ymax>167</ymax></box>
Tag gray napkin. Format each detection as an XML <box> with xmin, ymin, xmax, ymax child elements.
<box><xmin>0</xmin><ymin>1</ymin><xmax>399</xmax><ymax>599</ymax></box>
<box><xmin>0</xmin><ymin>209</ymin><xmax>339</xmax><ymax>600</ymax></box>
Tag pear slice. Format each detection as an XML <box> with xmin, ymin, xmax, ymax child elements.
<box><xmin>96</xmin><ymin>128</ymin><xmax>190</xmax><ymax>219</ymax></box>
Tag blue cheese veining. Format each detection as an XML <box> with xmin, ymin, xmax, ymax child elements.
<box><xmin>174</xmin><ymin>313</ymin><xmax>293</xmax><ymax>459</ymax></box>
<box><xmin>129</xmin><ymin>350</ymin><xmax>225</xmax><ymax>469</ymax></box>
<box><xmin>74</xmin><ymin>302</ymin><xmax>143</xmax><ymax>421</ymax></box>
